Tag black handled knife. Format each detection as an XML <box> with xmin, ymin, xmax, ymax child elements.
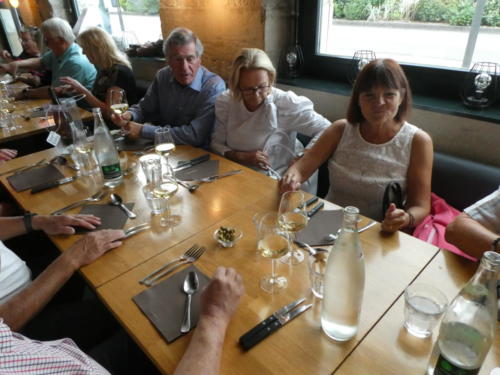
<box><xmin>239</xmin><ymin>298</ymin><xmax>312</xmax><ymax>351</ymax></box>
<box><xmin>174</xmin><ymin>154</ymin><xmax>210</xmax><ymax>172</ymax></box>
<box><xmin>31</xmin><ymin>176</ymin><xmax>76</xmax><ymax>194</ymax></box>
<box><xmin>305</xmin><ymin>196</ymin><xmax>319</xmax><ymax>207</ymax></box>
<box><xmin>307</xmin><ymin>202</ymin><xmax>324</xmax><ymax>218</ymax></box>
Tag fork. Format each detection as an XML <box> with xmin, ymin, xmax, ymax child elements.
<box><xmin>0</xmin><ymin>158</ymin><xmax>47</xmax><ymax>177</ymax></box>
<box><xmin>139</xmin><ymin>245</ymin><xmax>205</xmax><ymax>286</ymax></box>
<box><xmin>185</xmin><ymin>170</ymin><xmax>242</xmax><ymax>192</ymax></box>
<box><xmin>51</xmin><ymin>189</ymin><xmax>107</xmax><ymax>215</ymax></box>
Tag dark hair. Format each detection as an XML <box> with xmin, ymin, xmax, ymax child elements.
<box><xmin>346</xmin><ymin>58</ymin><xmax>412</xmax><ymax>124</ymax></box>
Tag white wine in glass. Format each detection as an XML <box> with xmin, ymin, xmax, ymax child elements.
<box><xmin>154</xmin><ymin>126</ymin><xmax>176</xmax><ymax>158</ymax></box>
<box><xmin>108</xmin><ymin>89</ymin><xmax>128</xmax><ymax>114</ymax></box>
<box><xmin>256</xmin><ymin>212</ymin><xmax>289</xmax><ymax>294</ymax></box>
<box><xmin>110</xmin><ymin>102</ymin><xmax>129</xmax><ymax>115</ymax></box>
<box><xmin>278</xmin><ymin>191</ymin><xmax>308</xmax><ymax>265</ymax></box>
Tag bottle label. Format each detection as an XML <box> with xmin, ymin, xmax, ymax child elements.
<box><xmin>434</xmin><ymin>354</ymin><xmax>480</xmax><ymax>375</ymax></box>
<box><xmin>101</xmin><ymin>163</ymin><xmax>121</xmax><ymax>179</ymax></box>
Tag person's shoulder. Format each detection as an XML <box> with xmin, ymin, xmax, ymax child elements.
<box><xmin>215</xmin><ymin>89</ymin><xmax>231</xmax><ymax>105</ymax></box>
<box><xmin>200</xmin><ymin>66</ymin><xmax>225</xmax><ymax>87</ymax></box>
<box><xmin>409</xmin><ymin>125</ymin><xmax>433</xmax><ymax>147</ymax></box>
<box><xmin>331</xmin><ymin>119</ymin><xmax>348</xmax><ymax>133</ymax></box>
<box><xmin>272</xmin><ymin>87</ymin><xmax>312</xmax><ymax>107</ymax></box>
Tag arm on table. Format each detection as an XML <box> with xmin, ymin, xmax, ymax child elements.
<box><xmin>0</xmin><ymin>230</ymin><xmax>124</xmax><ymax>331</ymax></box>
<box><xmin>446</xmin><ymin>213</ymin><xmax>499</xmax><ymax>259</ymax></box>
<box><xmin>279</xmin><ymin>120</ymin><xmax>343</xmax><ymax>192</ymax></box>
<box><xmin>174</xmin><ymin>267</ymin><xmax>244</xmax><ymax>375</ymax></box>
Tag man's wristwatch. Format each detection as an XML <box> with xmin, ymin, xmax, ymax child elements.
<box><xmin>492</xmin><ymin>237</ymin><xmax>500</xmax><ymax>252</ymax></box>
<box><xmin>23</xmin><ymin>212</ymin><xmax>37</xmax><ymax>233</ymax></box>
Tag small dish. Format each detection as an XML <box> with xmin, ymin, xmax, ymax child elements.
<box><xmin>213</xmin><ymin>227</ymin><xmax>243</xmax><ymax>248</ymax></box>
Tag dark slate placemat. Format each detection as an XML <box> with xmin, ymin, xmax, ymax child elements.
<box><xmin>133</xmin><ymin>265</ymin><xmax>210</xmax><ymax>343</ymax></box>
<box><xmin>7</xmin><ymin>164</ymin><xmax>64</xmax><ymax>192</ymax></box>
<box><xmin>175</xmin><ymin>160</ymin><xmax>219</xmax><ymax>181</ymax></box>
<box><xmin>296</xmin><ymin>210</ymin><xmax>343</xmax><ymax>246</ymax></box>
<box><xmin>115</xmin><ymin>137</ymin><xmax>154</xmax><ymax>151</ymax></box>
<box><xmin>75</xmin><ymin>202</ymin><xmax>135</xmax><ymax>234</ymax></box>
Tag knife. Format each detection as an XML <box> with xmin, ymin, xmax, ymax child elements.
<box><xmin>239</xmin><ymin>298</ymin><xmax>312</xmax><ymax>351</ymax></box>
<box><xmin>307</xmin><ymin>202</ymin><xmax>324</xmax><ymax>218</ymax></box>
<box><xmin>305</xmin><ymin>196</ymin><xmax>319</xmax><ymax>207</ymax></box>
<box><xmin>31</xmin><ymin>176</ymin><xmax>77</xmax><ymax>194</ymax></box>
<box><xmin>174</xmin><ymin>154</ymin><xmax>210</xmax><ymax>172</ymax></box>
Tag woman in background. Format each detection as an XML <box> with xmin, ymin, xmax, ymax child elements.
<box><xmin>60</xmin><ymin>26</ymin><xmax>137</xmax><ymax>115</ymax></box>
<box><xmin>280</xmin><ymin>59</ymin><xmax>433</xmax><ymax>232</ymax></box>
<box><xmin>211</xmin><ymin>48</ymin><xmax>330</xmax><ymax>194</ymax></box>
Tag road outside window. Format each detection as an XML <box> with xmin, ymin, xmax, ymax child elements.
<box><xmin>318</xmin><ymin>0</ymin><xmax>500</xmax><ymax>69</ymax></box>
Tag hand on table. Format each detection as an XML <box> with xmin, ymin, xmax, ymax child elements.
<box><xmin>59</xmin><ymin>76</ymin><xmax>85</xmax><ymax>94</ymax></box>
<box><xmin>199</xmin><ymin>267</ymin><xmax>244</xmax><ymax>327</ymax></box>
<box><xmin>0</xmin><ymin>149</ymin><xmax>17</xmax><ymax>162</ymax></box>
<box><xmin>32</xmin><ymin>214</ymin><xmax>102</xmax><ymax>235</ymax></box>
<box><xmin>64</xmin><ymin>229</ymin><xmax>125</xmax><ymax>269</ymax></box>
<box><xmin>279</xmin><ymin>168</ymin><xmax>302</xmax><ymax>193</ymax></box>
<box><xmin>381</xmin><ymin>203</ymin><xmax>408</xmax><ymax>232</ymax></box>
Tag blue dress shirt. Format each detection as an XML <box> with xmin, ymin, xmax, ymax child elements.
<box><xmin>128</xmin><ymin>65</ymin><xmax>225</xmax><ymax>148</ymax></box>
<box><xmin>41</xmin><ymin>43</ymin><xmax>96</xmax><ymax>90</ymax></box>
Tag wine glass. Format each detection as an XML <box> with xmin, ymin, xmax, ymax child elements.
<box><xmin>278</xmin><ymin>191</ymin><xmax>308</xmax><ymax>265</ymax></box>
<box><xmin>152</xmin><ymin>162</ymin><xmax>178</xmax><ymax>227</ymax></box>
<box><xmin>154</xmin><ymin>126</ymin><xmax>176</xmax><ymax>164</ymax></box>
<box><xmin>256</xmin><ymin>212</ymin><xmax>289</xmax><ymax>294</ymax></box>
<box><xmin>108</xmin><ymin>88</ymin><xmax>129</xmax><ymax>116</ymax></box>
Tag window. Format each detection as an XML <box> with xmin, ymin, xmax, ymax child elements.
<box><xmin>317</xmin><ymin>0</ymin><xmax>500</xmax><ymax>69</ymax></box>
<box><xmin>71</xmin><ymin>0</ymin><xmax>161</xmax><ymax>45</ymax></box>
<box><xmin>299</xmin><ymin>0</ymin><xmax>500</xmax><ymax>103</ymax></box>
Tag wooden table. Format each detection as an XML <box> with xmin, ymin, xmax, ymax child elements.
<box><xmin>0</xmin><ymin>146</ymin><xmax>278</xmax><ymax>287</ymax></box>
<box><xmin>97</xmin><ymin>196</ymin><xmax>441</xmax><ymax>374</ymax></box>
<box><xmin>3</xmin><ymin>146</ymin><xmax>496</xmax><ymax>375</ymax></box>
<box><xmin>335</xmin><ymin>250</ymin><xmax>500</xmax><ymax>375</ymax></box>
<box><xmin>0</xmin><ymin>96</ymin><xmax>92</xmax><ymax>145</ymax></box>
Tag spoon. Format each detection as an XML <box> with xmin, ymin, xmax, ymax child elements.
<box><xmin>109</xmin><ymin>193</ymin><xmax>136</xmax><ymax>219</ymax></box>
<box><xmin>180</xmin><ymin>271</ymin><xmax>199</xmax><ymax>333</ymax></box>
<box><xmin>325</xmin><ymin>221</ymin><xmax>377</xmax><ymax>241</ymax></box>
<box><xmin>294</xmin><ymin>240</ymin><xmax>329</xmax><ymax>256</ymax></box>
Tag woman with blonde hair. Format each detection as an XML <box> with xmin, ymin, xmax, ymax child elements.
<box><xmin>60</xmin><ymin>26</ymin><xmax>137</xmax><ymax>113</ymax></box>
<box><xmin>210</xmin><ymin>48</ymin><xmax>329</xmax><ymax>194</ymax></box>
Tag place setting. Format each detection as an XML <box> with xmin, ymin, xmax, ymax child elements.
<box><xmin>133</xmin><ymin>244</ymin><xmax>208</xmax><ymax>343</ymax></box>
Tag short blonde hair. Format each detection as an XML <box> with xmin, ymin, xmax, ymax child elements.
<box><xmin>76</xmin><ymin>27</ymin><xmax>131</xmax><ymax>70</ymax></box>
<box><xmin>229</xmin><ymin>48</ymin><xmax>276</xmax><ymax>101</ymax></box>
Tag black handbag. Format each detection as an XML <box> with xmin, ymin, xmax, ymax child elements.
<box><xmin>382</xmin><ymin>182</ymin><xmax>404</xmax><ymax>215</ymax></box>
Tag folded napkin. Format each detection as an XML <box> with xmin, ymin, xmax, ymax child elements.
<box><xmin>75</xmin><ymin>203</ymin><xmax>135</xmax><ymax>234</ymax></box>
<box><xmin>176</xmin><ymin>160</ymin><xmax>219</xmax><ymax>181</ymax></box>
<box><xmin>7</xmin><ymin>164</ymin><xmax>64</xmax><ymax>192</ymax></box>
<box><xmin>115</xmin><ymin>137</ymin><xmax>154</xmax><ymax>151</ymax></box>
<box><xmin>296</xmin><ymin>210</ymin><xmax>343</xmax><ymax>246</ymax></box>
<box><xmin>133</xmin><ymin>265</ymin><xmax>210</xmax><ymax>343</ymax></box>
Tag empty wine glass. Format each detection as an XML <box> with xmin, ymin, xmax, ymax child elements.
<box><xmin>256</xmin><ymin>212</ymin><xmax>289</xmax><ymax>294</ymax></box>
<box><xmin>278</xmin><ymin>191</ymin><xmax>308</xmax><ymax>265</ymax></box>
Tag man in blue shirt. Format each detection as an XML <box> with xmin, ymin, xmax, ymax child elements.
<box><xmin>0</xmin><ymin>18</ymin><xmax>96</xmax><ymax>100</ymax></box>
<box><xmin>111</xmin><ymin>27</ymin><xmax>225</xmax><ymax>148</ymax></box>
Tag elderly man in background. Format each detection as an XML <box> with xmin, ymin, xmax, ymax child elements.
<box><xmin>0</xmin><ymin>17</ymin><xmax>96</xmax><ymax>100</ymax></box>
<box><xmin>112</xmin><ymin>27</ymin><xmax>225</xmax><ymax>148</ymax></box>
<box><xmin>446</xmin><ymin>186</ymin><xmax>500</xmax><ymax>259</ymax></box>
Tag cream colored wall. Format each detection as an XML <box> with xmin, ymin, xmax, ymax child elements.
<box><xmin>278</xmin><ymin>84</ymin><xmax>500</xmax><ymax>168</ymax></box>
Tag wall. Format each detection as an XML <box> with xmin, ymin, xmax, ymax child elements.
<box><xmin>278</xmin><ymin>84</ymin><xmax>500</xmax><ymax>168</ymax></box>
<box><xmin>159</xmin><ymin>0</ymin><xmax>266</xmax><ymax>81</ymax></box>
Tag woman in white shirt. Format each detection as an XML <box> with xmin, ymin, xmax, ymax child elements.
<box><xmin>280</xmin><ymin>59</ymin><xmax>433</xmax><ymax>232</ymax></box>
<box><xmin>210</xmin><ymin>48</ymin><xmax>330</xmax><ymax>194</ymax></box>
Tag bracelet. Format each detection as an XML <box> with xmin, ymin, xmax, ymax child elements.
<box><xmin>23</xmin><ymin>212</ymin><xmax>37</xmax><ymax>233</ymax></box>
<box><xmin>406</xmin><ymin>211</ymin><xmax>416</xmax><ymax>228</ymax></box>
<box><xmin>492</xmin><ymin>237</ymin><xmax>500</xmax><ymax>252</ymax></box>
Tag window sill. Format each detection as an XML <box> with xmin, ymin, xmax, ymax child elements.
<box><xmin>278</xmin><ymin>76</ymin><xmax>500</xmax><ymax>125</ymax></box>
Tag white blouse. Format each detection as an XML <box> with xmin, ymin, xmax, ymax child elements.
<box><xmin>326</xmin><ymin>122</ymin><xmax>419</xmax><ymax>221</ymax></box>
<box><xmin>211</xmin><ymin>87</ymin><xmax>330</xmax><ymax>176</ymax></box>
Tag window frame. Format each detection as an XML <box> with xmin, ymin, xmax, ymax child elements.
<box><xmin>298</xmin><ymin>0</ymin><xmax>499</xmax><ymax>106</ymax></box>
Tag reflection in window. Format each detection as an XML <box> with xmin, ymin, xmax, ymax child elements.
<box><xmin>318</xmin><ymin>0</ymin><xmax>500</xmax><ymax>69</ymax></box>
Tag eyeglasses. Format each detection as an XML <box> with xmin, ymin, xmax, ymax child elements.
<box><xmin>240</xmin><ymin>84</ymin><xmax>271</xmax><ymax>96</ymax></box>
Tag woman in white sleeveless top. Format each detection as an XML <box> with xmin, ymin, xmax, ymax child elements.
<box><xmin>211</xmin><ymin>48</ymin><xmax>330</xmax><ymax>194</ymax></box>
<box><xmin>280</xmin><ymin>59</ymin><xmax>433</xmax><ymax>232</ymax></box>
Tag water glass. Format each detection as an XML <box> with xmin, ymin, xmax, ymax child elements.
<box><xmin>308</xmin><ymin>252</ymin><xmax>328</xmax><ymax>299</ymax></box>
<box><xmin>70</xmin><ymin>145</ymin><xmax>99</xmax><ymax>176</ymax></box>
<box><xmin>139</xmin><ymin>154</ymin><xmax>162</xmax><ymax>184</ymax></box>
<box><xmin>403</xmin><ymin>283</ymin><xmax>447</xmax><ymax>338</ymax></box>
<box><xmin>142</xmin><ymin>184</ymin><xmax>168</xmax><ymax>215</ymax></box>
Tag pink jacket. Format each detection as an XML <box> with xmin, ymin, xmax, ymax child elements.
<box><xmin>413</xmin><ymin>193</ymin><xmax>477</xmax><ymax>262</ymax></box>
